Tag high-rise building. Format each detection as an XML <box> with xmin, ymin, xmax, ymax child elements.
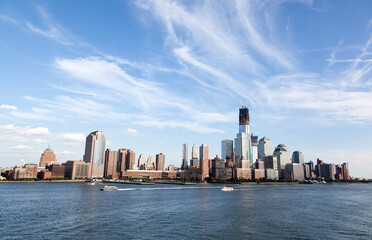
<box><xmin>273</xmin><ymin>144</ymin><xmax>291</xmax><ymax>170</ymax></box>
<box><xmin>251</xmin><ymin>135</ymin><xmax>258</xmax><ymax>162</ymax></box>
<box><xmin>104</xmin><ymin>149</ymin><xmax>118</xmax><ymax>178</ymax></box>
<box><xmin>156</xmin><ymin>153</ymin><xmax>165</xmax><ymax>171</ymax></box>
<box><xmin>181</xmin><ymin>143</ymin><xmax>189</xmax><ymax>170</ymax></box>
<box><xmin>146</xmin><ymin>155</ymin><xmax>156</xmax><ymax>170</ymax></box>
<box><xmin>221</xmin><ymin>140</ymin><xmax>233</xmax><ymax>160</ymax></box>
<box><xmin>39</xmin><ymin>147</ymin><xmax>58</xmax><ymax>168</ymax></box>
<box><xmin>292</xmin><ymin>151</ymin><xmax>304</xmax><ymax>164</ymax></box>
<box><xmin>258</xmin><ymin>137</ymin><xmax>274</xmax><ymax>158</ymax></box>
<box><xmin>190</xmin><ymin>144</ymin><xmax>199</xmax><ymax>167</ymax></box>
<box><xmin>117</xmin><ymin>148</ymin><xmax>128</xmax><ymax>174</ymax></box>
<box><xmin>138</xmin><ymin>154</ymin><xmax>146</xmax><ymax>170</ymax></box>
<box><xmin>199</xmin><ymin>143</ymin><xmax>209</xmax><ymax>180</ymax></box>
<box><xmin>235</xmin><ymin>106</ymin><xmax>252</xmax><ymax>167</ymax></box>
<box><xmin>83</xmin><ymin>131</ymin><xmax>106</xmax><ymax>178</ymax></box>
<box><xmin>126</xmin><ymin>150</ymin><xmax>136</xmax><ymax>170</ymax></box>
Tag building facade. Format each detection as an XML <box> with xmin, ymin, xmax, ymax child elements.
<box><xmin>221</xmin><ymin>140</ymin><xmax>233</xmax><ymax>160</ymax></box>
<box><xmin>83</xmin><ymin>131</ymin><xmax>106</xmax><ymax>178</ymax></box>
<box><xmin>258</xmin><ymin>137</ymin><xmax>274</xmax><ymax>158</ymax></box>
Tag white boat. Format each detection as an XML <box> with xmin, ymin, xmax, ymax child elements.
<box><xmin>221</xmin><ymin>186</ymin><xmax>234</xmax><ymax>191</ymax></box>
<box><xmin>100</xmin><ymin>185</ymin><xmax>118</xmax><ymax>191</ymax></box>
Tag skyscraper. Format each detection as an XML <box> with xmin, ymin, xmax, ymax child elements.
<box><xmin>156</xmin><ymin>153</ymin><xmax>165</xmax><ymax>171</ymax></box>
<box><xmin>181</xmin><ymin>143</ymin><xmax>189</xmax><ymax>170</ymax></box>
<box><xmin>221</xmin><ymin>140</ymin><xmax>233</xmax><ymax>160</ymax></box>
<box><xmin>199</xmin><ymin>143</ymin><xmax>209</xmax><ymax>180</ymax></box>
<box><xmin>292</xmin><ymin>151</ymin><xmax>304</xmax><ymax>164</ymax></box>
<box><xmin>190</xmin><ymin>144</ymin><xmax>199</xmax><ymax>167</ymax></box>
<box><xmin>273</xmin><ymin>144</ymin><xmax>291</xmax><ymax>170</ymax></box>
<box><xmin>235</xmin><ymin>106</ymin><xmax>252</xmax><ymax>167</ymax></box>
<box><xmin>251</xmin><ymin>135</ymin><xmax>258</xmax><ymax>162</ymax></box>
<box><xmin>138</xmin><ymin>154</ymin><xmax>146</xmax><ymax>170</ymax></box>
<box><xmin>258</xmin><ymin>137</ymin><xmax>274</xmax><ymax>158</ymax></box>
<box><xmin>104</xmin><ymin>149</ymin><xmax>118</xmax><ymax>178</ymax></box>
<box><xmin>83</xmin><ymin>131</ymin><xmax>106</xmax><ymax>178</ymax></box>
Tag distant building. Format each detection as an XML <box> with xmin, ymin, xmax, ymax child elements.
<box><xmin>13</xmin><ymin>164</ymin><xmax>38</xmax><ymax>180</ymax></box>
<box><xmin>273</xmin><ymin>144</ymin><xmax>291</xmax><ymax>170</ymax></box>
<box><xmin>126</xmin><ymin>150</ymin><xmax>136</xmax><ymax>170</ymax></box>
<box><xmin>47</xmin><ymin>165</ymin><xmax>65</xmax><ymax>179</ymax></box>
<box><xmin>181</xmin><ymin>143</ymin><xmax>189</xmax><ymax>170</ymax></box>
<box><xmin>251</xmin><ymin>135</ymin><xmax>258</xmax><ymax>162</ymax></box>
<box><xmin>262</xmin><ymin>155</ymin><xmax>278</xmax><ymax>170</ymax></box>
<box><xmin>146</xmin><ymin>155</ymin><xmax>156</xmax><ymax>170</ymax></box>
<box><xmin>83</xmin><ymin>131</ymin><xmax>106</xmax><ymax>178</ymax></box>
<box><xmin>156</xmin><ymin>153</ymin><xmax>165</xmax><ymax>171</ymax></box>
<box><xmin>292</xmin><ymin>151</ymin><xmax>304</xmax><ymax>164</ymax></box>
<box><xmin>39</xmin><ymin>147</ymin><xmax>58</xmax><ymax>168</ymax></box>
<box><xmin>104</xmin><ymin>149</ymin><xmax>118</xmax><ymax>178</ymax></box>
<box><xmin>265</xmin><ymin>169</ymin><xmax>279</xmax><ymax>180</ymax></box>
<box><xmin>199</xmin><ymin>143</ymin><xmax>209</xmax><ymax>180</ymax></box>
<box><xmin>258</xmin><ymin>137</ymin><xmax>274</xmax><ymax>159</ymax></box>
<box><xmin>138</xmin><ymin>154</ymin><xmax>146</xmax><ymax>170</ymax></box>
<box><xmin>235</xmin><ymin>106</ymin><xmax>253</xmax><ymax>167</ymax></box>
<box><xmin>190</xmin><ymin>144</ymin><xmax>199</xmax><ymax>167</ymax></box>
<box><xmin>284</xmin><ymin>163</ymin><xmax>304</xmax><ymax>181</ymax></box>
<box><xmin>63</xmin><ymin>160</ymin><xmax>91</xmax><ymax>180</ymax></box>
<box><xmin>221</xmin><ymin>140</ymin><xmax>233</xmax><ymax>160</ymax></box>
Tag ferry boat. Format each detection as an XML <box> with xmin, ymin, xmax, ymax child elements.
<box><xmin>221</xmin><ymin>186</ymin><xmax>234</xmax><ymax>191</ymax></box>
<box><xmin>100</xmin><ymin>185</ymin><xmax>118</xmax><ymax>191</ymax></box>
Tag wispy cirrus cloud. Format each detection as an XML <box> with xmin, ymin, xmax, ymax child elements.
<box><xmin>25</xmin><ymin>6</ymin><xmax>73</xmax><ymax>45</ymax></box>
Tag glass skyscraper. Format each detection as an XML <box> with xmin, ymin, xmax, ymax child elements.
<box><xmin>83</xmin><ymin>130</ymin><xmax>106</xmax><ymax>178</ymax></box>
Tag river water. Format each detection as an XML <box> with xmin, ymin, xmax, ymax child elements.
<box><xmin>0</xmin><ymin>183</ymin><xmax>371</xmax><ymax>239</ymax></box>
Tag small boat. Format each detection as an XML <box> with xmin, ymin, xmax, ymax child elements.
<box><xmin>221</xmin><ymin>186</ymin><xmax>234</xmax><ymax>191</ymax></box>
<box><xmin>100</xmin><ymin>185</ymin><xmax>118</xmax><ymax>191</ymax></box>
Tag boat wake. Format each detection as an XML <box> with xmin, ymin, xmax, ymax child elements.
<box><xmin>117</xmin><ymin>186</ymin><xmax>220</xmax><ymax>191</ymax></box>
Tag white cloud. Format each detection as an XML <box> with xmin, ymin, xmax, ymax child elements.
<box><xmin>26</xmin><ymin>6</ymin><xmax>72</xmax><ymax>45</ymax></box>
<box><xmin>57</xmin><ymin>150</ymin><xmax>76</xmax><ymax>155</ymax></box>
<box><xmin>0</xmin><ymin>124</ymin><xmax>50</xmax><ymax>136</ymax></box>
<box><xmin>56</xmin><ymin>133</ymin><xmax>86</xmax><ymax>146</ymax></box>
<box><xmin>0</xmin><ymin>105</ymin><xmax>18</xmax><ymax>111</ymax></box>
<box><xmin>124</xmin><ymin>128</ymin><xmax>141</xmax><ymax>137</ymax></box>
<box><xmin>11</xmin><ymin>145</ymin><xmax>33</xmax><ymax>150</ymax></box>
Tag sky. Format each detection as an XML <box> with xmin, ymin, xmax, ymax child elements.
<box><xmin>0</xmin><ymin>0</ymin><xmax>371</xmax><ymax>178</ymax></box>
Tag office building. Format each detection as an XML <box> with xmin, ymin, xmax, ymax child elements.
<box><xmin>190</xmin><ymin>144</ymin><xmax>199</xmax><ymax>167</ymax></box>
<box><xmin>292</xmin><ymin>151</ymin><xmax>304</xmax><ymax>164</ymax></box>
<box><xmin>138</xmin><ymin>154</ymin><xmax>146</xmax><ymax>170</ymax></box>
<box><xmin>126</xmin><ymin>150</ymin><xmax>136</xmax><ymax>170</ymax></box>
<box><xmin>235</xmin><ymin>106</ymin><xmax>252</xmax><ymax>167</ymax></box>
<box><xmin>181</xmin><ymin>143</ymin><xmax>189</xmax><ymax>170</ymax></box>
<box><xmin>39</xmin><ymin>147</ymin><xmax>58</xmax><ymax>168</ymax></box>
<box><xmin>251</xmin><ymin>135</ymin><xmax>258</xmax><ymax>162</ymax></box>
<box><xmin>156</xmin><ymin>153</ymin><xmax>165</xmax><ymax>171</ymax></box>
<box><xmin>83</xmin><ymin>131</ymin><xmax>106</xmax><ymax>178</ymax></box>
<box><xmin>199</xmin><ymin>143</ymin><xmax>209</xmax><ymax>180</ymax></box>
<box><xmin>258</xmin><ymin>137</ymin><xmax>274</xmax><ymax>158</ymax></box>
<box><xmin>12</xmin><ymin>164</ymin><xmax>38</xmax><ymax>180</ymax></box>
<box><xmin>284</xmin><ymin>163</ymin><xmax>305</xmax><ymax>180</ymax></box>
<box><xmin>63</xmin><ymin>160</ymin><xmax>91</xmax><ymax>180</ymax></box>
<box><xmin>262</xmin><ymin>155</ymin><xmax>278</xmax><ymax>170</ymax></box>
<box><xmin>273</xmin><ymin>144</ymin><xmax>291</xmax><ymax>170</ymax></box>
<box><xmin>104</xmin><ymin>149</ymin><xmax>118</xmax><ymax>178</ymax></box>
<box><xmin>221</xmin><ymin>140</ymin><xmax>233</xmax><ymax>160</ymax></box>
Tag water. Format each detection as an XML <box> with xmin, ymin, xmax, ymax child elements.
<box><xmin>0</xmin><ymin>183</ymin><xmax>371</xmax><ymax>240</ymax></box>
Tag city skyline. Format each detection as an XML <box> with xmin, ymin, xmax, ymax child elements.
<box><xmin>0</xmin><ymin>1</ymin><xmax>372</xmax><ymax>178</ymax></box>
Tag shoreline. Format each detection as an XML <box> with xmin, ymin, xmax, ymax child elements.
<box><xmin>0</xmin><ymin>180</ymin><xmax>369</xmax><ymax>184</ymax></box>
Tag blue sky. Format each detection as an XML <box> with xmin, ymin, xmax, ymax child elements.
<box><xmin>0</xmin><ymin>0</ymin><xmax>371</xmax><ymax>178</ymax></box>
